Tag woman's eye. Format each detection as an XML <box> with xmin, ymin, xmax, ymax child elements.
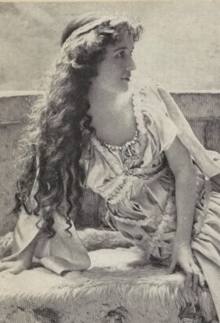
<box><xmin>116</xmin><ymin>51</ymin><xmax>125</xmax><ymax>58</ymax></box>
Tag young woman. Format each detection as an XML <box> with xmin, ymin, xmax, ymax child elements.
<box><xmin>1</xmin><ymin>11</ymin><xmax>220</xmax><ymax>319</ymax></box>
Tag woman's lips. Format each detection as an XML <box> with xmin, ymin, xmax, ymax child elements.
<box><xmin>121</xmin><ymin>77</ymin><xmax>130</xmax><ymax>81</ymax></box>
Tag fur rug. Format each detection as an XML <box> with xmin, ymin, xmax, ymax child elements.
<box><xmin>0</xmin><ymin>229</ymin><xmax>218</xmax><ymax>323</ymax></box>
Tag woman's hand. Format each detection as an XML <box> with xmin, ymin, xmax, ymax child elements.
<box><xmin>0</xmin><ymin>249</ymin><xmax>33</xmax><ymax>275</ymax></box>
<box><xmin>0</xmin><ymin>255</ymin><xmax>32</xmax><ymax>275</ymax></box>
<box><xmin>0</xmin><ymin>240</ymin><xmax>35</xmax><ymax>275</ymax></box>
<box><xmin>169</xmin><ymin>239</ymin><xmax>205</xmax><ymax>290</ymax></box>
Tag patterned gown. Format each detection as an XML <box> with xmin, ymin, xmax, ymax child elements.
<box><xmin>9</xmin><ymin>80</ymin><xmax>220</xmax><ymax>318</ymax></box>
<box><xmin>79</xmin><ymin>81</ymin><xmax>220</xmax><ymax>317</ymax></box>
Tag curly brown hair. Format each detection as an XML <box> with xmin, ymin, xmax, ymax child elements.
<box><xmin>14</xmin><ymin>12</ymin><xmax>142</xmax><ymax>236</ymax></box>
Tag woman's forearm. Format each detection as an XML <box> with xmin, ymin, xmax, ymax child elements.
<box><xmin>175</xmin><ymin>165</ymin><xmax>197</xmax><ymax>246</ymax></box>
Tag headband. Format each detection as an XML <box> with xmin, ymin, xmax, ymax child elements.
<box><xmin>62</xmin><ymin>16</ymin><xmax>114</xmax><ymax>47</ymax></box>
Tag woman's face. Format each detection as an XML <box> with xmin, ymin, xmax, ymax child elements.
<box><xmin>92</xmin><ymin>30</ymin><xmax>136</xmax><ymax>94</ymax></box>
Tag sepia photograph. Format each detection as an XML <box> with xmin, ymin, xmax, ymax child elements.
<box><xmin>1</xmin><ymin>1</ymin><xmax>220</xmax><ymax>322</ymax></box>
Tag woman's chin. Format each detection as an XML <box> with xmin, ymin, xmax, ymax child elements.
<box><xmin>117</xmin><ymin>80</ymin><xmax>130</xmax><ymax>92</ymax></box>
<box><xmin>101</xmin><ymin>81</ymin><xmax>130</xmax><ymax>94</ymax></box>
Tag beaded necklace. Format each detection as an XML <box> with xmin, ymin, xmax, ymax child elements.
<box><xmin>102</xmin><ymin>130</ymin><xmax>139</xmax><ymax>151</ymax></box>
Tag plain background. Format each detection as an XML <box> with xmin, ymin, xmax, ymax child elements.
<box><xmin>1</xmin><ymin>1</ymin><xmax>220</xmax><ymax>92</ymax></box>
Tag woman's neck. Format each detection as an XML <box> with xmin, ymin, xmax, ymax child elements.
<box><xmin>88</xmin><ymin>84</ymin><xmax>131</xmax><ymax>114</ymax></box>
<box><xmin>87</xmin><ymin>84</ymin><xmax>136</xmax><ymax>146</ymax></box>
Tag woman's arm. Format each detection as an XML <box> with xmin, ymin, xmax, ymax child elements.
<box><xmin>165</xmin><ymin>136</ymin><xmax>205</xmax><ymax>289</ymax></box>
<box><xmin>166</xmin><ymin>136</ymin><xmax>196</xmax><ymax>246</ymax></box>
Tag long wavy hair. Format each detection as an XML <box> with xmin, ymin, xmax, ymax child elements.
<box><xmin>14</xmin><ymin>12</ymin><xmax>142</xmax><ymax>236</ymax></box>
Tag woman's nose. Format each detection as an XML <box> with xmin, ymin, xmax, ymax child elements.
<box><xmin>126</xmin><ymin>56</ymin><xmax>136</xmax><ymax>71</ymax></box>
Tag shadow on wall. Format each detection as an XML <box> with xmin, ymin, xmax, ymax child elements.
<box><xmin>0</xmin><ymin>92</ymin><xmax>220</xmax><ymax>235</ymax></box>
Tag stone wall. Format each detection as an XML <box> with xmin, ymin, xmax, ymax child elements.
<box><xmin>0</xmin><ymin>92</ymin><xmax>220</xmax><ymax>235</ymax></box>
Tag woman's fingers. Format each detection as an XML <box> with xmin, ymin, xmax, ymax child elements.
<box><xmin>190</xmin><ymin>259</ymin><xmax>206</xmax><ymax>288</ymax></box>
<box><xmin>179</xmin><ymin>260</ymin><xmax>196</xmax><ymax>288</ymax></box>
<box><xmin>4</xmin><ymin>266</ymin><xmax>24</xmax><ymax>275</ymax></box>
<box><xmin>195</xmin><ymin>268</ymin><xmax>205</xmax><ymax>288</ymax></box>
<box><xmin>0</xmin><ymin>268</ymin><xmax>14</xmax><ymax>275</ymax></box>
<box><xmin>169</xmin><ymin>258</ymin><xmax>194</xmax><ymax>289</ymax></box>
<box><xmin>182</xmin><ymin>262</ymin><xmax>193</xmax><ymax>287</ymax></box>
<box><xmin>169</xmin><ymin>258</ymin><xmax>177</xmax><ymax>273</ymax></box>
<box><xmin>192</xmin><ymin>273</ymin><xmax>199</xmax><ymax>291</ymax></box>
<box><xmin>190</xmin><ymin>262</ymin><xmax>200</xmax><ymax>290</ymax></box>
<box><xmin>169</xmin><ymin>244</ymin><xmax>205</xmax><ymax>290</ymax></box>
<box><xmin>185</xmin><ymin>260</ymin><xmax>205</xmax><ymax>290</ymax></box>
<box><xmin>0</xmin><ymin>262</ymin><xmax>13</xmax><ymax>272</ymax></box>
<box><xmin>198</xmin><ymin>272</ymin><xmax>205</xmax><ymax>287</ymax></box>
<box><xmin>185</xmin><ymin>272</ymin><xmax>193</xmax><ymax>288</ymax></box>
<box><xmin>169</xmin><ymin>263</ymin><xmax>193</xmax><ymax>290</ymax></box>
<box><xmin>0</xmin><ymin>261</ymin><xmax>26</xmax><ymax>275</ymax></box>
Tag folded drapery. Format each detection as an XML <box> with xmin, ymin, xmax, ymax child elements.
<box><xmin>158</xmin><ymin>87</ymin><xmax>220</xmax><ymax>179</ymax></box>
<box><xmin>5</xmin><ymin>208</ymin><xmax>90</xmax><ymax>275</ymax></box>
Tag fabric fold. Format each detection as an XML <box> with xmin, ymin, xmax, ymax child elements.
<box><xmin>9</xmin><ymin>210</ymin><xmax>90</xmax><ymax>274</ymax></box>
<box><xmin>157</xmin><ymin>87</ymin><xmax>220</xmax><ymax>178</ymax></box>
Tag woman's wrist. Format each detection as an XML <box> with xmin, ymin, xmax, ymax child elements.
<box><xmin>174</xmin><ymin>235</ymin><xmax>191</xmax><ymax>249</ymax></box>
